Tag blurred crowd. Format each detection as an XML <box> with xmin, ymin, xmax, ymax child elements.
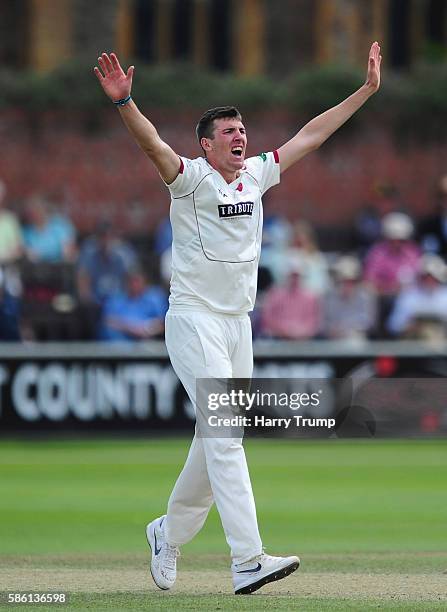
<box><xmin>1</xmin><ymin>174</ymin><xmax>447</xmax><ymax>343</ymax></box>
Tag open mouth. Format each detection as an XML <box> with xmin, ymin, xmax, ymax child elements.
<box><xmin>231</xmin><ymin>147</ymin><xmax>243</xmax><ymax>158</ymax></box>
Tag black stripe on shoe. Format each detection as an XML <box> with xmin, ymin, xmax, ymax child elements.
<box><xmin>235</xmin><ymin>560</ymin><xmax>300</xmax><ymax>595</ymax></box>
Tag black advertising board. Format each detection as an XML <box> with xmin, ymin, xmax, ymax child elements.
<box><xmin>0</xmin><ymin>341</ymin><xmax>446</xmax><ymax>436</ymax></box>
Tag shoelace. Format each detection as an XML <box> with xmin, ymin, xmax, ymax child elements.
<box><xmin>236</xmin><ymin>548</ymin><xmax>266</xmax><ymax>569</ymax></box>
<box><xmin>162</xmin><ymin>544</ymin><xmax>180</xmax><ymax>570</ymax></box>
<box><xmin>250</xmin><ymin>551</ymin><xmax>280</xmax><ymax>565</ymax></box>
<box><xmin>253</xmin><ymin>548</ymin><xmax>267</xmax><ymax>562</ymax></box>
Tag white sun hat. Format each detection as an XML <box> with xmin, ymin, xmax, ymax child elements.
<box><xmin>382</xmin><ymin>212</ymin><xmax>414</xmax><ymax>240</ymax></box>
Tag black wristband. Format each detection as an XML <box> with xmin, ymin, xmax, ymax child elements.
<box><xmin>114</xmin><ymin>95</ymin><xmax>132</xmax><ymax>107</ymax></box>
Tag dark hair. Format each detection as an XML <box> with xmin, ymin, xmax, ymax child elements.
<box><xmin>196</xmin><ymin>106</ymin><xmax>242</xmax><ymax>151</ymax></box>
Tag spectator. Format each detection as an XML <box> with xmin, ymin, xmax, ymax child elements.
<box><xmin>263</xmin><ymin>199</ymin><xmax>292</xmax><ymax>249</ymax></box>
<box><xmin>388</xmin><ymin>255</ymin><xmax>447</xmax><ymax>339</ymax></box>
<box><xmin>0</xmin><ymin>276</ymin><xmax>21</xmax><ymax>340</ymax></box>
<box><xmin>0</xmin><ymin>180</ymin><xmax>23</xmax><ymax>264</ymax></box>
<box><xmin>154</xmin><ymin>216</ymin><xmax>173</xmax><ymax>256</ymax></box>
<box><xmin>0</xmin><ymin>180</ymin><xmax>23</xmax><ymax>340</ymax></box>
<box><xmin>259</xmin><ymin>211</ymin><xmax>291</xmax><ymax>289</ymax></box>
<box><xmin>364</xmin><ymin>212</ymin><xmax>421</xmax><ymax>296</ymax></box>
<box><xmin>286</xmin><ymin>221</ymin><xmax>329</xmax><ymax>295</ymax></box>
<box><xmin>323</xmin><ymin>256</ymin><xmax>377</xmax><ymax>339</ymax></box>
<box><xmin>154</xmin><ymin>216</ymin><xmax>173</xmax><ymax>289</ymax></box>
<box><xmin>99</xmin><ymin>268</ymin><xmax>168</xmax><ymax>341</ymax></box>
<box><xmin>354</xmin><ymin>204</ymin><xmax>382</xmax><ymax>256</ymax></box>
<box><xmin>418</xmin><ymin>175</ymin><xmax>447</xmax><ymax>256</ymax></box>
<box><xmin>260</xmin><ymin>257</ymin><xmax>321</xmax><ymax>340</ymax></box>
<box><xmin>22</xmin><ymin>195</ymin><xmax>76</xmax><ymax>263</ymax></box>
<box><xmin>77</xmin><ymin>221</ymin><xmax>138</xmax><ymax>307</ymax></box>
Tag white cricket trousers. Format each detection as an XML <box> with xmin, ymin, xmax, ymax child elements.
<box><xmin>163</xmin><ymin>307</ymin><xmax>262</xmax><ymax>564</ymax></box>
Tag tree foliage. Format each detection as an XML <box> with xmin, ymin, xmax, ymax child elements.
<box><xmin>1</xmin><ymin>61</ymin><xmax>446</xmax><ymax>143</ymax></box>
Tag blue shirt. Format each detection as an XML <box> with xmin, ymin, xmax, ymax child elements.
<box><xmin>23</xmin><ymin>215</ymin><xmax>75</xmax><ymax>262</ymax></box>
<box><xmin>77</xmin><ymin>238</ymin><xmax>137</xmax><ymax>304</ymax></box>
<box><xmin>100</xmin><ymin>286</ymin><xmax>168</xmax><ymax>341</ymax></box>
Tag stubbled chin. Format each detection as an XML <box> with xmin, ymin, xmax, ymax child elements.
<box><xmin>230</xmin><ymin>155</ymin><xmax>245</xmax><ymax>168</ymax></box>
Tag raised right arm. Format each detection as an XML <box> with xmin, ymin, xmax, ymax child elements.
<box><xmin>94</xmin><ymin>52</ymin><xmax>180</xmax><ymax>184</ymax></box>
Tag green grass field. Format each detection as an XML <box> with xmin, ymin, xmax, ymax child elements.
<box><xmin>0</xmin><ymin>438</ymin><xmax>446</xmax><ymax>610</ymax></box>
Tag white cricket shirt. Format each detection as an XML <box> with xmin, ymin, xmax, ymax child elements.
<box><xmin>166</xmin><ymin>151</ymin><xmax>280</xmax><ymax>314</ymax></box>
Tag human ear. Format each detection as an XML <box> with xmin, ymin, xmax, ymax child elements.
<box><xmin>201</xmin><ymin>137</ymin><xmax>212</xmax><ymax>152</ymax></box>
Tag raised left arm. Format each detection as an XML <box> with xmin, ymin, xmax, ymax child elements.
<box><xmin>278</xmin><ymin>42</ymin><xmax>382</xmax><ymax>173</ymax></box>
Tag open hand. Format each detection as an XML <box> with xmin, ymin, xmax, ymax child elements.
<box><xmin>94</xmin><ymin>52</ymin><xmax>134</xmax><ymax>102</ymax></box>
<box><xmin>365</xmin><ymin>42</ymin><xmax>382</xmax><ymax>92</ymax></box>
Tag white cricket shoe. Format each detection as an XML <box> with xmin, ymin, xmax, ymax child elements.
<box><xmin>146</xmin><ymin>515</ymin><xmax>179</xmax><ymax>590</ymax></box>
<box><xmin>232</xmin><ymin>552</ymin><xmax>300</xmax><ymax>595</ymax></box>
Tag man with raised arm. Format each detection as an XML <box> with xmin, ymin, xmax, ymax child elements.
<box><xmin>94</xmin><ymin>42</ymin><xmax>381</xmax><ymax>595</ymax></box>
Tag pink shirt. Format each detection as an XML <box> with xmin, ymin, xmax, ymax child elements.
<box><xmin>261</xmin><ymin>285</ymin><xmax>321</xmax><ymax>339</ymax></box>
<box><xmin>364</xmin><ymin>241</ymin><xmax>421</xmax><ymax>294</ymax></box>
